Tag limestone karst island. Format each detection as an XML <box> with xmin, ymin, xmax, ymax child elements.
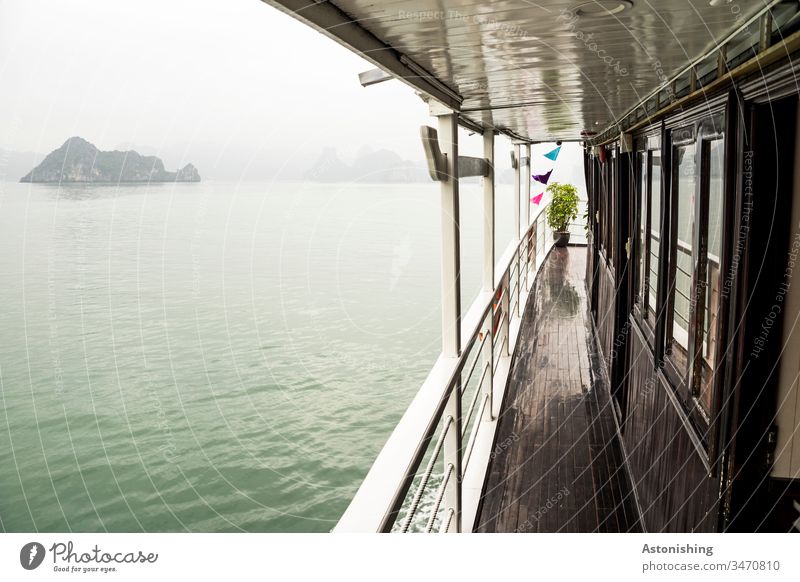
<box><xmin>20</xmin><ymin>137</ymin><xmax>200</xmax><ymax>183</ymax></box>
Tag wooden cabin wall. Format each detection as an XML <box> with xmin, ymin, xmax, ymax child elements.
<box><xmin>586</xmin><ymin>102</ymin><xmax>730</xmax><ymax>532</ymax></box>
<box><xmin>624</xmin><ymin>324</ymin><xmax>718</xmax><ymax>531</ymax></box>
<box><xmin>585</xmin><ymin>59</ymin><xmax>800</xmax><ymax>532</ymax></box>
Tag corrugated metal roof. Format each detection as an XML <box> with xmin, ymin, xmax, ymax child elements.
<box><xmin>263</xmin><ymin>0</ymin><xmax>770</xmax><ymax>141</ymax></box>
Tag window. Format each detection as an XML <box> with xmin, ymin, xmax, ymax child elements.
<box><xmin>668</xmin><ymin>143</ymin><xmax>697</xmax><ymax>374</ymax></box>
<box><xmin>647</xmin><ymin>151</ymin><xmax>662</xmax><ymax>322</ymax></box>
<box><xmin>696</xmin><ymin>139</ymin><xmax>725</xmax><ymax>414</ymax></box>
<box><xmin>608</xmin><ymin>151</ymin><xmax>616</xmax><ymax>262</ymax></box>
<box><xmin>596</xmin><ymin>157</ymin><xmax>605</xmax><ymax>254</ymax></box>
<box><xmin>636</xmin><ymin>152</ymin><xmax>648</xmax><ymax>306</ymax></box>
<box><xmin>663</xmin><ymin>119</ymin><xmax>726</xmax><ymax>431</ymax></box>
<box><xmin>600</xmin><ymin>151</ymin><xmax>613</xmax><ymax>259</ymax></box>
<box><xmin>634</xmin><ymin>142</ymin><xmax>662</xmax><ymax>333</ymax></box>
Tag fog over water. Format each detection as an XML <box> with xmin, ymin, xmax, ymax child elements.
<box><xmin>0</xmin><ymin>0</ymin><xmax>584</xmax><ymax>181</ymax></box>
<box><xmin>0</xmin><ymin>0</ymin><xmax>436</xmax><ymax>180</ymax></box>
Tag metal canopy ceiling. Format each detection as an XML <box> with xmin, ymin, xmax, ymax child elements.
<box><xmin>263</xmin><ymin>0</ymin><xmax>772</xmax><ymax>142</ymax></box>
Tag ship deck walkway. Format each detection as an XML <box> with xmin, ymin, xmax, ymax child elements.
<box><xmin>474</xmin><ymin>246</ymin><xmax>642</xmax><ymax>532</ymax></box>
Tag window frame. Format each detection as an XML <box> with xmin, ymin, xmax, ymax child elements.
<box><xmin>664</xmin><ymin>126</ymin><xmax>697</xmax><ymax>396</ymax></box>
<box><xmin>689</xmin><ymin>122</ymin><xmax>726</xmax><ymax>432</ymax></box>
<box><xmin>634</xmin><ymin>149</ymin><xmax>648</xmax><ymax>307</ymax></box>
<box><xmin>662</xmin><ymin>116</ymin><xmax>727</xmax><ymax>446</ymax></box>
<box><xmin>608</xmin><ymin>147</ymin><xmax>617</xmax><ymax>265</ymax></box>
<box><xmin>596</xmin><ymin>154</ymin><xmax>606</xmax><ymax>259</ymax></box>
<box><xmin>632</xmin><ymin>134</ymin><xmax>662</xmax><ymax>347</ymax></box>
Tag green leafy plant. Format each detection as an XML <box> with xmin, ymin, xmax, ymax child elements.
<box><xmin>545</xmin><ymin>182</ymin><xmax>579</xmax><ymax>232</ymax></box>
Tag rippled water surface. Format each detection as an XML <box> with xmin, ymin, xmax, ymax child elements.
<box><xmin>0</xmin><ymin>180</ymin><xmax>516</xmax><ymax>532</ymax></box>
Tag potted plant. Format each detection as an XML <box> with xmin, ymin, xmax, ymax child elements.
<box><xmin>545</xmin><ymin>182</ymin><xmax>579</xmax><ymax>247</ymax></box>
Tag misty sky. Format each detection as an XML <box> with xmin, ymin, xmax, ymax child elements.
<box><xmin>0</xmin><ymin>0</ymin><xmax>581</xmax><ymax>181</ymax></box>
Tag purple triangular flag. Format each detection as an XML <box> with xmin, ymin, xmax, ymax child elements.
<box><xmin>532</xmin><ymin>169</ymin><xmax>552</xmax><ymax>184</ymax></box>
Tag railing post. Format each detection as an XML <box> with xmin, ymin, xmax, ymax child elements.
<box><xmin>515</xmin><ymin>248</ymin><xmax>521</xmax><ymax>318</ymax></box>
<box><xmin>436</xmin><ymin>111</ymin><xmax>462</xmax><ymax>532</ymax></box>
<box><xmin>482</xmin><ymin>130</ymin><xmax>495</xmax><ymax>421</ymax></box>
<box><xmin>501</xmin><ymin>272</ymin><xmax>511</xmax><ymax>357</ymax></box>
<box><xmin>481</xmin><ymin>325</ymin><xmax>494</xmax><ymax>422</ymax></box>
<box><xmin>539</xmin><ymin>212</ymin><xmax>546</xmax><ymax>264</ymax></box>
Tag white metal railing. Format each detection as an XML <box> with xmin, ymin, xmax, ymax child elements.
<box><xmin>335</xmin><ymin>202</ymin><xmax>555</xmax><ymax>533</ymax></box>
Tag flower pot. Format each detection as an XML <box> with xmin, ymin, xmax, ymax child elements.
<box><xmin>553</xmin><ymin>231</ymin><xmax>571</xmax><ymax>247</ymax></box>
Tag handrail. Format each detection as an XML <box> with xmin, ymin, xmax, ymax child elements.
<box><xmin>334</xmin><ymin>202</ymin><xmax>554</xmax><ymax>533</ymax></box>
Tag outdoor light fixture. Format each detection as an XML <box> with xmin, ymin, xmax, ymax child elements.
<box><xmin>709</xmin><ymin>0</ymin><xmax>734</xmax><ymax>6</ymax></box>
<box><xmin>574</xmin><ymin>0</ymin><xmax>633</xmax><ymax>17</ymax></box>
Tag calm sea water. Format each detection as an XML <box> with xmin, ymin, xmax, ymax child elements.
<box><xmin>0</xmin><ymin>179</ymin><xmax>515</xmax><ymax>532</ymax></box>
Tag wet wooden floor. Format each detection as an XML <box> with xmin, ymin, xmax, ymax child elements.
<box><xmin>474</xmin><ymin>246</ymin><xmax>641</xmax><ymax>533</ymax></box>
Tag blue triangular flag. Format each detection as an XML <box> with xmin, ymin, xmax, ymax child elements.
<box><xmin>543</xmin><ymin>146</ymin><xmax>561</xmax><ymax>161</ymax></box>
<box><xmin>532</xmin><ymin>169</ymin><xmax>552</xmax><ymax>184</ymax></box>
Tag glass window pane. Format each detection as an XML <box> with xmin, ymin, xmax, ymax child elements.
<box><xmin>648</xmin><ymin>152</ymin><xmax>661</xmax><ymax>321</ymax></box>
<box><xmin>698</xmin><ymin>139</ymin><xmax>725</xmax><ymax>412</ymax></box>
<box><xmin>608</xmin><ymin>157</ymin><xmax>615</xmax><ymax>260</ymax></box>
<box><xmin>638</xmin><ymin>153</ymin><xmax>648</xmax><ymax>307</ymax></box>
<box><xmin>598</xmin><ymin>160</ymin><xmax>605</xmax><ymax>250</ymax></box>
<box><xmin>670</xmin><ymin>144</ymin><xmax>696</xmax><ymax>373</ymax></box>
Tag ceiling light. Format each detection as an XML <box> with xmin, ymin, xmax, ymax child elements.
<box><xmin>574</xmin><ymin>0</ymin><xmax>633</xmax><ymax>17</ymax></box>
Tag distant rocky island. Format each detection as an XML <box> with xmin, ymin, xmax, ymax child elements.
<box><xmin>20</xmin><ymin>137</ymin><xmax>200</xmax><ymax>183</ymax></box>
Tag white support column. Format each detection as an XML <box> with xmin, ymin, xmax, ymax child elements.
<box><xmin>513</xmin><ymin>143</ymin><xmax>521</xmax><ymax>243</ymax></box>
<box><xmin>512</xmin><ymin>143</ymin><xmax>522</xmax><ymax>318</ymax></box>
<box><xmin>438</xmin><ymin>113</ymin><xmax>461</xmax><ymax>358</ymax></box>
<box><xmin>524</xmin><ymin>144</ymin><xmax>531</xmax><ymax>233</ymax></box>
<box><xmin>523</xmin><ymin>143</ymin><xmax>532</xmax><ymax>291</ymax></box>
<box><xmin>436</xmin><ymin>111</ymin><xmax>462</xmax><ymax>533</ymax></box>
<box><xmin>483</xmin><ymin>132</ymin><xmax>495</xmax><ymax>293</ymax></box>
<box><xmin>481</xmin><ymin>130</ymin><xmax>495</xmax><ymax>421</ymax></box>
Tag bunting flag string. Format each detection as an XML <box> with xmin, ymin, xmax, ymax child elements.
<box><xmin>543</xmin><ymin>145</ymin><xmax>561</xmax><ymax>161</ymax></box>
<box><xmin>532</xmin><ymin>169</ymin><xmax>552</xmax><ymax>185</ymax></box>
<box><xmin>530</xmin><ymin>142</ymin><xmax>563</xmax><ymax>203</ymax></box>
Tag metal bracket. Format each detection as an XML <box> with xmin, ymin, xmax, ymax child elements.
<box><xmin>421</xmin><ymin>126</ymin><xmax>448</xmax><ymax>181</ymax></box>
<box><xmin>421</xmin><ymin>125</ymin><xmax>490</xmax><ymax>182</ymax></box>
<box><xmin>358</xmin><ymin>68</ymin><xmax>393</xmax><ymax>87</ymax></box>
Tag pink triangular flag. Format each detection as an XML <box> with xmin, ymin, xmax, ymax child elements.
<box><xmin>531</xmin><ymin>192</ymin><xmax>544</xmax><ymax>205</ymax></box>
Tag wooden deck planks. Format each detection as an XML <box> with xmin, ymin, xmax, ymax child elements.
<box><xmin>474</xmin><ymin>247</ymin><xmax>642</xmax><ymax>533</ymax></box>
